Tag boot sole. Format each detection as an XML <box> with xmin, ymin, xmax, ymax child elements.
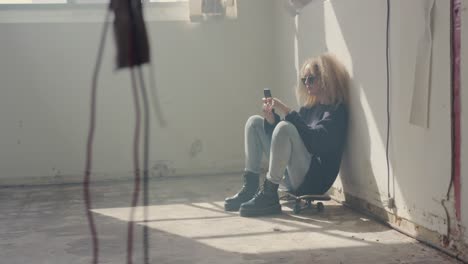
<box><xmin>224</xmin><ymin>203</ymin><xmax>241</xmax><ymax>212</ymax></box>
<box><xmin>239</xmin><ymin>204</ymin><xmax>282</xmax><ymax>217</ymax></box>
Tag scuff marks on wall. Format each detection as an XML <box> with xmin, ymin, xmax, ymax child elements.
<box><xmin>189</xmin><ymin>139</ymin><xmax>203</xmax><ymax>158</ymax></box>
<box><xmin>52</xmin><ymin>167</ymin><xmax>62</xmax><ymax>177</ymax></box>
<box><xmin>151</xmin><ymin>160</ymin><xmax>176</xmax><ymax>178</ymax></box>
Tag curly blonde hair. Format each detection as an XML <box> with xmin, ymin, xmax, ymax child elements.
<box><xmin>296</xmin><ymin>53</ymin><xmax>350</xmax><ymax>108</ymax></box>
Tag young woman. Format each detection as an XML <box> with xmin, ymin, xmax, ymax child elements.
<box><xmin>225</xmin><ymin>53</ymin><xmax>350</xmax><ymax>217</ymax></box>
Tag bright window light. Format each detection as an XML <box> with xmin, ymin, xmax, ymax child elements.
<box><xmin>0</xmin><ymin>0</ymin><xmax>190</xmax><ymax>23</ymax></box>
<box><xmin>149</xmin><ymin>0</ymin><xmax>188</xmax><ymax>2</ymax></box>
<box><xmin>0</xmin><ymin>0</ymin><xmax>66</xmax><ymax>3</ymax></box>
<box><xmin>0</xmin><ymin>0</ymin><xmax>188</xmax><ymax>3</ymax></box>
<box><xmin>73</xmin><ymin>0</ymin><xmax>107</xmax><ymax>3</ymax></box>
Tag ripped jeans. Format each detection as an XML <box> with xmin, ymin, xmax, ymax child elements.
<box><xmin>244</xmin><ymin>115</ymin><xmax>312</xmax><ymax>191</ymax></box>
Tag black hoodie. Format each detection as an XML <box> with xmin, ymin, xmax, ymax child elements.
<box><xmin>264</xmin><ymin>103</ymin><xmax>348</xmax><ymax>195</ymax></box>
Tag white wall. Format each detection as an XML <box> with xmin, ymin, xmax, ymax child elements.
<box><xmin>0</xmin><ymin>0</ymin><xmax>465</xmax><ymax>248</ymax></box>
<box><xmin>274</xmin><ymin>0</ymin><xmax>452</xmax><ymax>237</ymax></box>
<box><xmin>390</xmin><ymin>0</ymin><xmax>452</xmax><ymax>235</ymax></box>
<box><xmin>0</xmin><ymin>0</ymin><xmax>276</xmax><ymax>183</ymax></box>
<box><xmin>461</xmin><ymin>0</ymin><xmax>468</xmax><ymax>243</ymax></box>
<box><xmin>272</xmin><ymin>0</ymin><xmax>327</xmax><ymax>107</ymax></box>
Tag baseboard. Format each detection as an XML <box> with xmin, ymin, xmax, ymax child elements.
<box><xmin>0</xmin><ymin>169</ymin><xmax>243</xmax><ymax>187</ymax></box>
<box><xmin>329</xmin><ymin>187</ymin><xmax>468</xmax><ymax>264</ymax></box>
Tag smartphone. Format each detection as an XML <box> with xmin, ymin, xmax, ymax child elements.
<box><xmin>263</xmin><ymin>88</ymin><xmax>275</xmax><ymax>114</ymax></box>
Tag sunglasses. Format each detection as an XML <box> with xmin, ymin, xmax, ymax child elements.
<box><xmin>301</xmin><ymin>75</ymin><xmax>316</xmax><ymax>86</ymax></box>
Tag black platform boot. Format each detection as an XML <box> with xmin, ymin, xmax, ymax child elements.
<box><xmin>224</xmin><ymin>171</ymin><xmax>259</xmax><ymax>211</ymax></box>
<box><xmin>239</xmin><ymin>178</ymin><xmax>281</xmax><ymax>217</ymax></box>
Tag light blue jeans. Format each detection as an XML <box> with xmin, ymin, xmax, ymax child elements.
<box><xmin>244</xmin><ymin>115</ymin><xmax>312</xmax><ymax>191</ymax></box>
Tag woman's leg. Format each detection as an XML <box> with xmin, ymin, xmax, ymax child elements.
<box><xmin>267</xmin><ymin>121</ymin><xmax>312</xmax><ymax>191</ymax></box>
<box><xmin>239</xmin><ymin>121</ymin><xmax>311</xmax><ymax>217</ymax></box>
<box><xmin>225</xmin><ymin>115</ymin><xmax>270</xmax><ymax>211</ymax></box>
<box><xmin>244</xmin><ymin>115</ymin><xmax>271</xmax><ymax>173</ymax></box>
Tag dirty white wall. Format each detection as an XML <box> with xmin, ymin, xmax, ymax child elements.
<box><xmin>0</xmin><ymin>0</ymin><xmax>275</xmax><ymax>184</ymax></box>
<box><xmin>385</xmin><ymin>0</ymin><xmax>451</xmax><ymax>236</ymax></box>
<box><xmin>0</xmin><ymin>0</ymin><xmax>465</xmax><ymax>248</ymax></box>
<box><xmin>461</xmin><ymin>0</ymin><xmax>468</xmax><ymax>244</ymax></box>
<box><xmin>273</xmin><ymin>0</ymin><xmax>453</xmax><ymax>239</ymax></box>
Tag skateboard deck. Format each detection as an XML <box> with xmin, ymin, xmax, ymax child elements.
<box><xmin>279</xmin><ymin>191</ymin><xmax>331</xmax><ymax>214</ymax></box>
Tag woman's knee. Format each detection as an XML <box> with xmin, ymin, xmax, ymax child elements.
<box><xmin>272</xmin><ymin>121</ymin><xmax>296</xmax><ymax>138</ymax></box>
<box><xmin>245</xmin><ymin>115</ymin><xmax>264</xmax><ymax>130</ymax></box>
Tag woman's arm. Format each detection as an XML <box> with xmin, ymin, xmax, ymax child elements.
<box><xmin>263</xmin><ymin>111</ymin><xmax>281</xmax><ymax>136</ymax></box>
<box><xmin>262</xmin><ymin>97</ymin><xmax>282</xmax><ymax>136</ymax></box>
<box><xmin>285</xmin><ymin>105</ymin><xmax>348</xmax><ymax>155</ymax></box>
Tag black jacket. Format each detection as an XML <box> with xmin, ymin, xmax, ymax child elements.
<box><xmin>264</xmin><ymin>103</ymin><xmax>348</xmax><ymax>195</ymax></box>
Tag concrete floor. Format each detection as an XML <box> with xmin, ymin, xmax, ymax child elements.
<box><xmin>0</xmin><ymin>174</ymin><xmax>462</xmax><ymax>264</ymax></box>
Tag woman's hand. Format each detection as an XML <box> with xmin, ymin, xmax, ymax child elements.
<box><xmin>262</xmin><ymin>97</ymin><xmax>292</xmax><ymax>124</ymax></box>
<box><xmin>262</xmin><ymin>97</ymin><xmax>275</xmax><ymax>124</ymax></box>
<box><xmin>271</xmin><ymin>98</ymin><xmax>291</xmax><ymax>116</ymax></box>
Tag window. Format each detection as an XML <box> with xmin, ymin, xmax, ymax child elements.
<box><xmin>0</xmin><ymin>0</ymin><xmax>190</xmax><ymax>23</ymax></box>
<box><xmin>0</xmin><ymin>0</ymin><xmax>187</xmax><ymax>4</ymax></box>
<box><xmin>0</xmin><ymin>0</ymin><xmax>65</xmax><ymax>3</ymax></box>
<box><xmin>149</xmin><ymin>0</ymin><xmax>187</xmax><ymax>2</ymax></box>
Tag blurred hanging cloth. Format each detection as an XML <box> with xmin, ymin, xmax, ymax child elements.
<box><xmin>111</xmin><ymin>0</ymin><xmax>151</xmax><ymax>68</ymax></box>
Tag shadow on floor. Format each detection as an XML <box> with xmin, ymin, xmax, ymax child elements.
<box><xmin>0</xmin><ymin>174</ymin><xmax>461</xmax><ymax>264</ymax></box>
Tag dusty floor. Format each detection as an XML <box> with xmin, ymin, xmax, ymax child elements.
<box><xmin>0</xmin><ymin>174</ymin><xmax>462</xmax><ymax>264</ymax></box>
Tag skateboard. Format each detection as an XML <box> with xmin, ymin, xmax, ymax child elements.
<box><xmin>279</xmin><ymin>191</ymin><xmax>331</xmax><ymax>214</ymax></box>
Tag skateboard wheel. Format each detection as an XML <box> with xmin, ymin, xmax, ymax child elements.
<box><xmin>317</xmin><ymin>202</ymin><xmax>324</xmax><ymax>212</ymax></box>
